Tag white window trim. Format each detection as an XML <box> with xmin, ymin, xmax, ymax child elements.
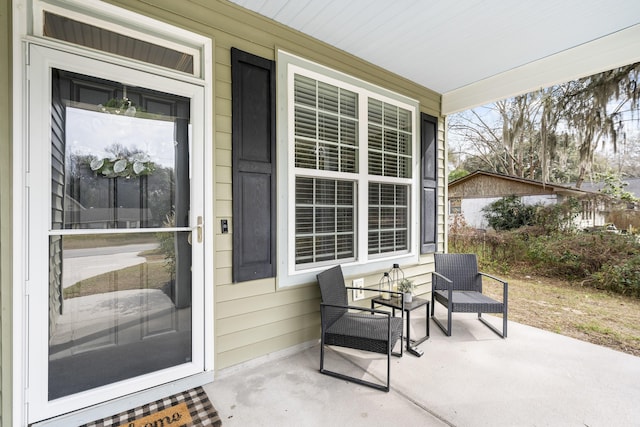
<box><xmin>33</xmin><ymin>0</ymin><xmax>203</xmax><ymax>78</ymax></box>
<box><xmin>277</xmin><ymin>50</ymin><xmax>420</xmax><ymax>287</ymax></box>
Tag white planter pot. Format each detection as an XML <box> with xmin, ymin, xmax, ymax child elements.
<box><xmin>403</xmin><ymin>292</ymin><xmax>412</xmax><ymax>303</ymax></box>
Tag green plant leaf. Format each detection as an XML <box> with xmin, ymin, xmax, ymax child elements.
<box><xmin>113</xmin><ymin>159</ymin><xmax>127</xmax><ymax>173</ymax></box>
<box><xmin>90</xmin><ymin>158</ymin><xmax>104</xmax><ymax>171</ymax></box>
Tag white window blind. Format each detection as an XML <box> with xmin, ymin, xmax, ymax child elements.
<box><xmin>287</xmin><ymin>60</ymin><xmax>417</xmax><ymax>273</ymax></box>
<box><xmin>368</xmin><ymin>183</ymin><xmax>409</xmax><ymax>255</ymax></box>
<box><xmin>368</xmin><ymin>99</ymin><xmax>412</xmax><ymax>178</ymax></box>
<box><xmin>295</xmin><ymin>177</ymin><xmax>355</xmax><ymax>265</ymax></box>
<box><xmin>294</xmin><ymin>75</ymin><xmax>358</xmax><ymax>173</ymax></box>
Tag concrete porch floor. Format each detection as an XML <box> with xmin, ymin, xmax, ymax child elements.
<box><xmin>204</xmin><ymin>311</ymin><xmax>640</xmax><ymax>427</ymax></box>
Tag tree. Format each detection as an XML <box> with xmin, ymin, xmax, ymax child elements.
<box><xmin>596</xmin><ymin>171</ymin><xmax>639</xmax><ymax>203</ymax></box>
<box><xmin>448</xmin><ymin>63</ymin><xmax>640</xmax><ymax>185</ymax></box>
<box><xmin>448</xmin><ymin>168</ymin><xmax>469</xmax><ymax>182</ymax></box>
<box><xmin>558</xmin><ymin>64</ymin><xmax>640</xmax><ymax>187</ymax></box>
<box><xmin>448</xmin><ymin>95</ymin><xmax>580</xmax><ymax>182</ymax></box>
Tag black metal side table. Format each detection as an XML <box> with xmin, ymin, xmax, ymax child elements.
<box><xmin>371</xmin><ymin>296</ymin><xmax>430</xmax><ymax>357</ymax></box>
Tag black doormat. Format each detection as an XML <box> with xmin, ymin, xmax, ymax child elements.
<box><xmin>80</xmin><ymin>387</ymin><xmax>222</xmax><ymax>427</ymax></box>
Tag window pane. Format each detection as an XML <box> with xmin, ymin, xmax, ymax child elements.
<box><xmin>368</xmin><ymin>99</ymin><xmax>412</xmax><ymax>178</ymax></box>
<box><xmin>368</xmin><ymin>231</ymin><xmax>380</xmax><ymax>254</ymax></box>
<box><xmin>319</xmin><ymin>112</ymin><xmax>339</xmax><ymax>143</ymax></box>
<box><xmin>295</xmin><ymin>236</ymin><xmax>314</xmax><ymax>264</ymax></box>
<box><xmin>337</xmin><ymin>234</ymin><xmax>355</xmax><ymax>258</ymax></box>
<box><xmin>44</xmin><ymin>12</ymin><xmax>194</xmax><ymax>75</ymax></box>
<box><xmin>341</xmin><ymin>147</ymin><xmax>357</xmax><ymax>173</ymax></box>
<box><xmin>384</xmin><ymin>104</ymin><xmax>398</xmax><ymax>128</ymax></box>
<box><xmin>368</xmin><ymin>125</ymin><xmax>383</xmax><ymax>151</ymax></box>
<box><xmin>341</xmin><ymin>118</ymin><xmax>358</xmax><ymax>146</ymax></box>
<box><xmin>49</xmin><ymin>232</ymin><xmax>191</xmax><ymax>398</ymax></box>
<box><xmin>294</xmin><ymin>75</ymin><xmax>317</xmax><ymax>107</ymax></box>
<box><xmin>380</xmin><ymin>231</ymin><xmax>395</xmax><ymax>252</ymax></box>
<box><xmin>337</xmin><ymin>208</ymin><xmax>353</xmax><ymax>232</ymax></box>
<box><xmin>294</xmin><ymin>74</ymin><xmax>359</xmax><ymax>174</ymax></box>
<box><xmin>337</xmin><ymin>180</ymin><xmax>354</xmax><ymax>205</ymax></box>
<box><xmin>398</xmin><ymin>108</ymin><xmax>411</xmax><ymax>132</ymax></box>
<box><xmin>316</xmin><ymin>208</ymin><xmax>336</xmax><ymax>233</ymax></box>
<box><xmin>295</xmin><ymin>138</ymin><xmax>317</xmax><ymax>169</ymax></box>
<box><xmin>316</xmin><ymin>179</ymin><xmax>336</xmax><ymax>204</ymax></box>
<box><xmin>295</xmin><ymin>106</ymin><xmax>317</xmax><ymax>139</ymax></box>
<box><xmin>368</xmin><ymin>183</ymin><xmax>409</xmax><ymax>255</ymax></box>
<box><xmin>318</xmin><ymin>82</ymin><xmax>339</xmax><ymax>113</ymax></box>
<box><xmin>369</xmin><ymin>151</ymin><xmax>383</xmax><ymax>175</ymax></box>
<box><xmin>296</xmin><ymin>207</ymin><xmax>313</xmax><ymax>233</ymax></box>
<box><xmin>295</xmin><ymin>177</ymin><xmax>314</xmax><ymax>204</ymax></box>
<box><xmin>295</xmin><ymin>177</ymin><xmax>355</xmax><ymax>265</ymax></box>
<box><xmin>340</xmin><ymin>90</ymin><xmax>358</xmax><ymax>118</ymax></box>
<box><xmin>319</xmin><ymin>143</ymin><xmax>339</xmax><ymax>171</ymax></box>
<box><xmin>368</xmin><ymin>99</ymin><xmax>383</xmax><ymax>124</ymax></box>
<box><xmin>398</xmin><ymin>131</ymin><xmax>411</xmax><ymax>155</ymax></box>
<box><xmin>384</xmin><ymin>129</ymin><xmax>398</xmax><ymax>153</ymax></box>
<box><xmin>60</xmin><ymin>99</ymin><xmax>190</xmax><ymax>230</ymax></box>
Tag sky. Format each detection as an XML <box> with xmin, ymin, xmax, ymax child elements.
<box><xmin>66</xmin><ymin>107</ymin><xmax>179</xmax><ymax>169</ymax></box>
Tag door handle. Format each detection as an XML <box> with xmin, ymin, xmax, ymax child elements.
<box><xmin>196</xmin><ymin>216</ymin><xmax>203</xmax><ymax>243</ymax></box>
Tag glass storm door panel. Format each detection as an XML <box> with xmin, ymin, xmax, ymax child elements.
<box><xmin>28</xmin><ymin>45</ymin><xmax>205</xmax><ymax>422</ymax></box>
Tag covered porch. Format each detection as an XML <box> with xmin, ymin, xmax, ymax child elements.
<box><xmin>207</xmin><ymin>313</ymin><xmax>640</xmax><ymax>426</ymax></box>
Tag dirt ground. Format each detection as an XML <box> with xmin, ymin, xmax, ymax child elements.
<box><xmin>483</xmin><ymin>274</ymin><xmax>640</xmax><ymax>357</ymax></box>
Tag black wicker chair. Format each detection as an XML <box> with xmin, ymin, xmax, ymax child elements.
<box><xmin>431</xmin><ymin>253</ymin><xmax>508</xmax><ymax>338</ymax></box>
<box><xmin>317</xmin><ymin>265</ymin><xmax>404</xmax><ymax>392</ymax></box>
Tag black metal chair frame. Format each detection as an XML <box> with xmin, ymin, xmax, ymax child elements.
<box><xmin>431</xmin><ymin>253</ymin><xmax>508</xmax><ymax>338</ymax></box>
<box><xmin>318</xmin><ymin>265</ymin><xmax>404</xmax><ymax>392</ymax></box>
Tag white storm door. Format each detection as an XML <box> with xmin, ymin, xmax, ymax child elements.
<box><xmin>26</xmin><ymin>44</ymin><xmax>206</xmax><ymax>423</ymax></box>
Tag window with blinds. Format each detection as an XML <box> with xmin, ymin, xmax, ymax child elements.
<box><xmin>295</xmin><ymin>177</ymin><xmax>355</xmax><ymax>265</ymax></box>
<box><xmin>292</xmin><ymin>69</ymin><xmax>415</xmax><ymax>268</ymax></box>
<box><xmin>294</xmin><ymin>74</ymin><xmax>358</xmax><ymax>172</ymax></box>
<box><xmin>368</xmin><ymin>99</ymin><xmax>412</xmax><ymax>178</ymax></box>
<box><xmin>368</xmin><ymin>183</ymin><xmax>409</xmax><ymax>255</ymax></box>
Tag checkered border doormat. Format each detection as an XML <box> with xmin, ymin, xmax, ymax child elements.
<box><xmin>81</xmin><ymin>386</ymin><xmax>222</xmax><ymax>427</ymax></box>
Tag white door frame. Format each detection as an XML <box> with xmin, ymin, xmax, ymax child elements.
<box><xmin>14</xmin><ymin>38</ymin><xmax>215</xmax><ymax>425</ymax></box>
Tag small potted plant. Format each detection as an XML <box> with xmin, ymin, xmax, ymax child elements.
<box><xmin>397</xmin><ymin>278</ymin><xmax>416</xmax><ymax>303</ymax></box>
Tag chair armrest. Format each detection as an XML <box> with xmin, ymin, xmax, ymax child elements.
<box><xmin>432</xmin><ymin>271</ymin><xmax>453</xmax><ymax>290</ymax></box>
<box><xmin>432</xmin><ymin>271</ymin><xmax>453</xmax><ymax>284</ymax></box>
<box><xmin>320</xmin><ymin>302</ymin><xmax>392</xmax><ymax>318</ymax></box>
<box><xmin>344</xmin><ymin>287</ymin><xmax>405</xmax><ymax>310</ymax></box>
<box><xmin>479</xmin><ymin>271</ymin><xmax>507</xmax><ymax>285</ymax></box>
<box><xmin>431</xmin><ymin>271</ymin><xmax>453</xmax><ymax>301</ymax></box>
<box><xmin>479</xmin><ymin>272</ymin><xmax>508</xmax><ymax>299</ymax></box>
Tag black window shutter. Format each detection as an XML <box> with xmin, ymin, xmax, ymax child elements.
<box><xmin>231</xmin><ymin>48</ymin><xmax>276</xmax><ymax>282</ymax></box>
<box><xmin>420</xmin><ymin>113</ymin><xmax>438</xmax><ymax>254</ymax></box>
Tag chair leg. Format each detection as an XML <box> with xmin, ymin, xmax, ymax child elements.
<box><xmin>319</xmin><ymin>328</ymin><xmax>394</xmax><ymax>392</ymax></box>
<box><xmin>477</xmin><ymin>312</ymin><xmax>506</xmax><ymax>338</ymax></box>
<box><xmin>320</xmin><ymin>334</ymin><xmax>325</xmax><ymax>372</ymax></box>
<box><xmin>503</xmin><ymin>308</ymin><xmax>508</xmax><ymax>338</ymax></box>
<box><xmin>319</xmin><ymin>344</ymin><xmax>391</xmax><ymax>392</ymax></box>
<box><xmin>431</xmin><ymin>300</ymin><xmax>451</xmax><ymax>336</ymax></box>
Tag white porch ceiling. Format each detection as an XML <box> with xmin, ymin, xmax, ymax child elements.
<box><xmin>227</xmin><ymin>0</ymin><xmax>640</xmax><ymax>114</ymax></box>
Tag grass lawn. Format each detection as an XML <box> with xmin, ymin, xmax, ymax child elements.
<box><xmin>64</xmin><ymin>253</ymin><xmax>171</xmax><ymax>299</ymax></box>
<box><xmin>484</xmin><ymin>274</ymin><xmax>640</xmax><ymax>357</ymax></box>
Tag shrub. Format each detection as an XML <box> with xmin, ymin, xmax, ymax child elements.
<box><xmin>593</xmin><ymin>256</ymin><xmax>640</xmax><ymax>297</ymax></box>
<box><xmin>482</xmin><ymin>195</ymin><xmax>538</xmax><ymax>231</ymax></box>
<box><xmin>156</xmin><ymin>212</ymin><xmax>176</xmax><ymax>277</ymax></box>
<box><xmin>450</xmin><ymin>227</ymin><xmax>640</xmax><ymax>298</ymax></box>
<box><xmin>532</xmin><ymin>197</ymin><xmax>581</xmax><ymax>233</ymax></box>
